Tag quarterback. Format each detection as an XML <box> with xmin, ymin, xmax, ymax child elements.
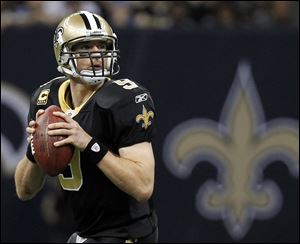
<box><xmin>14</xmin><ymin>11</ymin><xmax>158</xmax><ymax>243</ymax></box>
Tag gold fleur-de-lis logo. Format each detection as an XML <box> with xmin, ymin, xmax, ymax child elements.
<box><xmin>136</xmin><ymin>105</ymin><xmax>154</xmax><ymax>129</ymax></box>
<box><xmin>163</xmin><ymin>61</ymin><xmax>299</xmax><ymax>240</ymax></box>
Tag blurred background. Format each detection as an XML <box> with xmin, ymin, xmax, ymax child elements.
<box><xmin>1</xmin><ymin>1</ymin><xmax>299</xmax><ymax>242</ymax></box>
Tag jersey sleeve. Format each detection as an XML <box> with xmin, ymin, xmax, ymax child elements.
<box><xmin>112</xmin><ymin>92</ymin><xmax>157</xmax><ymax>149</ymax></box>
<box><xmin>27</xmin><ymin>89</ymin><xmax>39</xmax><ymax>123</ymax></box>
<box><xmin>25</xmin><ymin>89</ymin><xmax>40</xmax><ymax>162</ymax></box>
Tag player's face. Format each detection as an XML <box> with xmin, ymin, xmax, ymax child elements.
<box><xmin>72</xmin><ymin>40</ymin><xmax>109</xmax><ymax>73</ymax></box>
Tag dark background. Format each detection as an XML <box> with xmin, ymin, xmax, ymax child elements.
<box><xmin>1</xmin><ymin>24</ymin><xmax>299</xmax><ymax>242</ymax></box>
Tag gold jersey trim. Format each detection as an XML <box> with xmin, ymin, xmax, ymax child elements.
<box><xmin>58</xmin><ymin>80</ymin><xmax>98</xmax><ymax>118</ymax></box>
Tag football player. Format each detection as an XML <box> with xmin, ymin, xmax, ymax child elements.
<box><xmin>14</xmin><ymin>11</ymin><xmax>158</xmax><ymax>243</ymax></box>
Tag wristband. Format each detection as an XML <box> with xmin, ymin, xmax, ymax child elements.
<box><xmin>82</xmin><ymin>138</ymin><xmax>109</xmax><ymax>165</ymax></box>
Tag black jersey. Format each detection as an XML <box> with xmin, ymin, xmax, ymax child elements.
<box><xmin>27</xmin><ymin>77</ymin><xmax>157</xmax><ymax>238</ymax></box>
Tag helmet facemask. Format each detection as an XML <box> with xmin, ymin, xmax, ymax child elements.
<box><xmin>58</xmin><ymin>36</ymin><xmax>120</xmax><ymax>85</ymax></box>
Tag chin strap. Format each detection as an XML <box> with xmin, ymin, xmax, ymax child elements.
<box><xmin>57</xmin><ymin>66</ymin><xmax>107</xmax><ymax>86</ymax></box>
<box><xmin>80</xmin><ymin>76</ymin><xmax>106</xmax><ymax>86</ymax></box>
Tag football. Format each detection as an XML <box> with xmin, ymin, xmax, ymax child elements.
<box><xmin>32</xmin><ymin>105</ymin><xmax>74</xmax><ymax>176</ymax></box>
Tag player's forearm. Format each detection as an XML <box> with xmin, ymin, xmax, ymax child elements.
<box><xmin>15</xmin><ymin>155</ymin><xmax>46</xmax><ymax>201</ymax></box>
<box><xmin>98</xmin><ymin>152</ymin><xmax>154</xmax><ymax>202</ymax></box>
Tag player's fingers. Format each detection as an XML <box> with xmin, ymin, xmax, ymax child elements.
<box><xmin>48</xmin><ymin>122</ymin><xmax>71</xmax><ymax>129</ymax></box>
<box><xmin>26</xmin><ymin>127</ymin><xmax>35</xmax><ymax>134</ymax></box>
<box><xmin>52</xmin><ymin>111</ymin><xmax>71</xmax><ymax>122</ymax></box>
<box><xmin>48</xmin><ymin>129</ymin><xmax>71</xmax><ymax>136</ymax></box>
<box><xmin>29</xmin><ymin>120</ymin><xmax>36</xmax><ymax>127</ymax></box>
<box><xmin>36</xmin><ymin>109</ymin><xmax>45</xmax><ymax>120</ymax></box>
<box><xmin>53</xmin><ymin>138</ymin><xmax>70</xmax><ymax>147</ymax></box>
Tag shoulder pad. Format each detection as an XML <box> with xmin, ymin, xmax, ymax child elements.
<box><xmin>31</xmin><ymin>76</ymin><xmax>67</xmax><ymax>105</ymax></box>
<box><xmin>95</xmin><ymin>79</ymin><xmax>149</xmax><ymax>109</ymax></box>
<box><xmin>39</xmin><ymin>76</ymin><xmax>66</xmax><ymax>88</ymax></box>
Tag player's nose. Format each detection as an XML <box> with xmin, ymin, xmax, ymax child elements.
<box><xmin>90</xmin><ymin>46</ymin><xmax>102</xmax><ymax>60</ymax></box>
<box><xmin>91</xmin><ymin>45</ymin><xmax>101</xmax><ymax>51</ymax></box>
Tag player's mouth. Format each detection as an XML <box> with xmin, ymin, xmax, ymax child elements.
<box><xmin>89</xmin><ymin>65</ymin><xmax>102</xmax><ymax>71</ymax></box>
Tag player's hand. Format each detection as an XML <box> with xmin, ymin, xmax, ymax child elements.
<box><xmin>47</xmin><ymin>111</ymin><xmax>92</xmax><ymax>151</ymax></box>
<box><xmin>26</xmin><ymin>109</ymin><xmax>45</xmax><ymax>143</ymax></box>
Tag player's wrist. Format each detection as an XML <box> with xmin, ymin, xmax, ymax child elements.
<box><xmin>82</xmin><ymin>137</ymin><xmax>109</xmax><ymax>165</ymax></box>
<box><xmin>79</xmin><ymin>134</ymin><xmax>93</xmax><ymax>151</ymax></box>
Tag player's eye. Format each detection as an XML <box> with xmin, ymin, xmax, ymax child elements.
<box><xmin>98</xmin><ymin>43</ymin><xmax>107</xmax><ymax>49</ymax></box>
<box><xmin>81</xmin><ymin>44</ymin><xmax>91</xmax><ymax>50</ymax></box>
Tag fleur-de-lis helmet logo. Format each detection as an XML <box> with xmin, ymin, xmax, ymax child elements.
<box><xmin>163</xmin><ymin>61</ymin><xmax>299</xmax><ymax>240</ymax></box>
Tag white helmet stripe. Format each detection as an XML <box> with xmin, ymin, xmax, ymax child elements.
<box><xmin>80</xmin><ymin>11</ymin><xmax>98</xmax><ymax>30</ymax></box>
